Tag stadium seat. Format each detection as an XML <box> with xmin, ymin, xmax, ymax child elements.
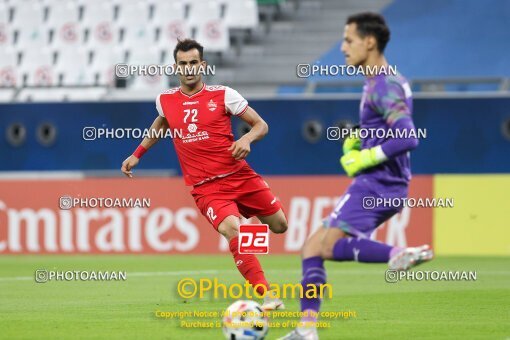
<box><xmin>10</xmin><ymin>1</ymin><xmax>45</xmax><ymax>28</ymax></box>
<box><xmin>162</xmin><ymin>49</ymin><xmax>176</xmax><ymax>66</ymax></box>
<box><xmin>0</xmin><ymin>2</ymin><xmax>8</xmax><ymax>23</ymax></box>
<box><xmin>11</xmin><ymin>1</ymin><xmax>47</xmax><ymax>48</ymax></box>
<box><xmin>116</xmin><ymin>1</ymin><xmax>150</xmax><ymax>26</ymax></box>
<box><xmin>0</xmin><ymin>48</ymin><xmax>18</xmax><ymax>87</ymax></box>
<box><xmin>194</xmin><ymin>19</ymin><xmax>230</xmax><ymax>53</ymax></box>
<box><xmin>19</xmin><ymin>49</ymin><xmax>56</xmax><ymax>87</ymax></box>
<box><xmin>223</xmin><ymin>0</ymin><xmax>259</xmax><ymax>30</ymax></box>
<box><xmin>55</xmin><ymin>48</ymin><xmax>94</xmax><ymax>86</ymax></box>
<box><xmin>11</xmin><ymin>1</ymin><xmax>48</xmax><ymax>50</ymax></box>
<box><xmin>121</xmin><ymin>26</ymin><xmax>156</xmax><ymax>50</ymax></box>
<box><xmin>127</xmin><ymin>48</ymin><xmax>168</xmax><ymax>90</ymax></box>
<box><xmin>82</xmin><ymin>2</ymin><xmax>118</xmax><ymax>48</ymax></box>
<box><xmin>0</xmin><ymin>23</ymin><xmax>13</xmax><ymax>50</ymax></box>
<box><xmin>151</xmin><ymin>0</ymin><xmax>187</xmax><ymax>23</ymax></box>
<box><xmin>89</xmin><ymin>47</ymin><xmax>125</xmax><ymax>86</ymax></box>
<box><xmin>129</xmin><ymin>73</ymin><xmax>168</xmax><ymax>90</ymax></box>
<box><xmin>152</xmin><ymin>1</ymin><xmax>191</xmax><ymax>49</ymax></box>
<box><xmin>117</xmin><ymin>1</ymin><xmax>153</xmax><ymax>48</ymax></box>
<box><xmin>187</xmin><ymin>0</ymin><xmax>222</xmax><ymax>29</ymax></box>
<box><xmin>157</xmin><ymin>20</ymin><xmax>191</xmax><ymax>50</ymax></box>
<box><xmin>15</xmin><ymin>27</ymin><xmax>49</xmax><ymax>51</ymax></box>
<box><xmin>0</xmin><ymin>2</ymin><xmax>12</xmax><ymax>47</ymax></box>
<box><xmin>47</xmin><ymin>2</ymin><xmax>82</xmax><ymax>50</ymax></box>
<box><xmin>76</xmin><ymin>0</ymin><xmax>110</xmax><ymax>9</ymax></box>
<box><xmin>128</xmin><ymin>47</ymin><xmax>162</xmax><ymax>65</ymax></box>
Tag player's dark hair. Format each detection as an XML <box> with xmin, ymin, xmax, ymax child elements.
<box><xmin>173</xmin><ymin>39</ymin><xmax>204</xmax><ymax>62</ymax></box>
<box><xmin>347</xmin><ymin>12</ymin><xmax>390</xmax><ymax>53</ymax></box>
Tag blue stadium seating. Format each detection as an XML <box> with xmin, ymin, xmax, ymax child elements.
<box><xmin>302</xmin><ymin>0</ymin><xmax>510</xmax><ymax>91</ymax></box>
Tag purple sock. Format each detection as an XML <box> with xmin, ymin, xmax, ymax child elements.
<box><xmin>332</xmin><ymin>237</ymin><xmax>399</xmax><ymax>263</ymax></box>
<box><xmin>300</xmin><ymin>256</ymin><xmax>326</xmax><ymax>315</ymax></box>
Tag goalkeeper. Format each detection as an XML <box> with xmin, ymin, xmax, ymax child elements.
<box><xmin>280</xmin><ymin>12</ymin><xmax>433</xmax><ymax>340</ymax></box>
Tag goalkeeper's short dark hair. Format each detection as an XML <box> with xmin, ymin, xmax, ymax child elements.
<box><xmin>347</xmin><ymin>12</ymin><xmax>390</xmax><ymax>53</ymax></box>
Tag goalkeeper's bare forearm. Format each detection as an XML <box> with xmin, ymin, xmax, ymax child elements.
<box><xmin>121</xmin><ymin>116</ymin><xmax>169</xmax><ymax>178</ymax></box>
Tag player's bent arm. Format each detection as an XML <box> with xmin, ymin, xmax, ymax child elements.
<box><xmin>374</xmin><ymin>80</ymin><xmax>419</xmax><ymax>160</ymax></box>
<box><xmin>340</xmin><ymin>115</ymin><xmax>418</xmax><ymax>177</ymax></box>
<box><xmin>238</xmin><ymin>106</ymin><xmax>269</xmax><ymax>143</ymax></box>
<box><xmin>379</xmin><ymin>115</ymin><xmax>419</xmax><ymax>159</ymax></box>
<box><xmin>229</xmin><ymin>107</ymin><xmax>268</xmax><ymax>160</ymax></box>
<box><xmin>138</xmin><ymin>115</ymin><xmax>169</xmax><ymax>151</ymax></box>
<box><xmin>120</xmin><ymin>116</ymin><xmax>169</xmax><ymax>178</ymax></box>
<box><xmin>341</xmin><ymin>77</ymin><xmax>419</xmax><ymax>176</ymax></box>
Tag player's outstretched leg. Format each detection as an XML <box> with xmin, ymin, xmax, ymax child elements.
<box><xmin>278</xmin><ymin>225</ymin><xmax>413</xmax><ymax>340</ymax></box>
<box><xmin>388</xmin><ymin>245</ymin><xmax>434</xmax><ymax>270</ymax></box>
<box><xmin>320</xmin><ymin>228</ymin><xmax>402</xmax><ymax>263</ymax></box>
<box><xmin>278</xmin><ymin>228</ymin><xmax>327</xmax><ymax>340</ymax></box>
<box><xmin>322</xmin><ymin>223</ymin><xmax>434</xmax><ymax>270</ymax></box>
<box><xmin>257</xmin><ymin>209</ymin><xmax>288</xmax><ymax>309</ymax></box>
<box><xmin>319</xmin><ymin>189</ymin><xmax>434</xmax><ymax>268</ymax></box>
<box><xmin>259</xmin><ymin>208</ymin><xmax>288</xmax><ymax>234</ymax></box>
<box><xmin>218</xmin><ymin>215</ymin><xmax>285</xmax><ymax>310</ymax></box>
<box><xmin>219</xmin><ymin>215</ymin><xmax>269</xmax><ymax>294</ymax></box>
<box><xmin>325</xmin><ymin>231</ymin><xmax>434</xmax><ymax>270</ymax></box>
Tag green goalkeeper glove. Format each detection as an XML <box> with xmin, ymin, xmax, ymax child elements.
<box><xmin>340</xmin><ymin>146</ymin><xmax>387</xmax><ymax>177</ymax></box>
<box><xmin>342</xmin><ymin>124</ymin><xmax>361</xmax><ymax>155</ymax></box>
<box><xmin>342</xmin><ymin>134</ymin><xmax>361</xmax><ymax>155</ymax></box>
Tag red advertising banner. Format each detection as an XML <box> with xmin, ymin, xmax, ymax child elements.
<box><xmin>0</xmin><ymin>176</ymin><xmax>433</xmax><ymax>254</ymax></box>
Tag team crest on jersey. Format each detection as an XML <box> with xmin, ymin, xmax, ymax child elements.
<box><xmin>207</xmin><ymin>99</ymin><xmax>217</xmax><ymax>111</ymax></box>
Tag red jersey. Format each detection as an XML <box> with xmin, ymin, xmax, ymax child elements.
<box><xmin>156</xmin><ymin>83</ymin><xmax>249</xmax><ymax>186</ymax></box>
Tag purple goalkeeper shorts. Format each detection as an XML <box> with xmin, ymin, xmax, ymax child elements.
<box><xmin>323</xmin><ymin>176</ymin><xmax>408</xmax><ymax>238</ymax></box>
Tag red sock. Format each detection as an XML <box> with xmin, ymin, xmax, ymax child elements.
<box><xmin>229</xmin><ymin>237</ymin><xmax>269</xmax><ymax>295</ymax></box>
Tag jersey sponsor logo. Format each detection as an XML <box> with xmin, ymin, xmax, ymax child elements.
<box><xmin>238</xmin><ymin>224</ymin><xmax>269</xmax><ymax>254</ymax></box>
<box><xmin>207</xmin><ymin>99</ymin><xmax>217</xmax><ymax>111</ymax></box>
<box><xmin>182</xmin><ymin>130</ymin><xmax>209</xmax><ymax>143</ymax></box>
<box><xmin>180</xmin><ymin>108</ymin><xmax>209</xmax><ymax>143</ymax></box>
<box><xmin>183</xmin><ymin>101</ymin><xmax>199</xmax><ymax>106</ymax></box>
<box><xmin>187</xmin><ymin>123</ymin><xmax>198</xmax><ymax>133</ymax></box>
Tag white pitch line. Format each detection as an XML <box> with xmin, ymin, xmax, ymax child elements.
<box><xmin>128</xmin><ymin>270</ymin><xmax>220</xmax><ymax>277</ymax></box>
<box><xmin>0</xmin><ymin>270</ymin><xmax>220</xmax><ymax>282</ymax></box>
<box><xmin>0</xmin><ymin>269</ymin><xmax>508</xmax><ymax>283</ymax></box>
<box><xmin>0</xmin><ymin>276</ymin><xmax>33</xmax><ymax>282</ymax></box>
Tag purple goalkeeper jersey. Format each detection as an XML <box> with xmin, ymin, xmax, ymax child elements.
<box><xmin>355</xmin><ymin>72</ymin><xmax>414</xmax><ymax>189</ymax></box>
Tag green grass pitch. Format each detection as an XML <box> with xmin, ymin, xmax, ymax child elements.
<box><xmin>0</xmin><ymin>255</ymin><xmax>508</xmax><ymax>339</ymax></box>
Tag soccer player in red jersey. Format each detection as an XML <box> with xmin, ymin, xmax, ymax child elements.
<box><xmin>121</xmin><ymin>39</ymin><xmax>287</xmax><ymax>310</ymax></box>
